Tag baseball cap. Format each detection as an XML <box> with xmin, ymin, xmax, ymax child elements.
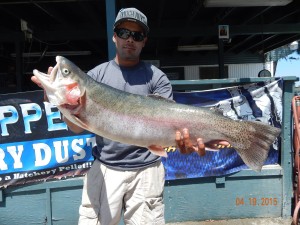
<box><xmin>114</xmin><ymin>8</ymin><xmax>149</xmax><ymax>35</ymax></box>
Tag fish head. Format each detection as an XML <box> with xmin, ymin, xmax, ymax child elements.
<box><xmin>33</xmin><ymin>56</ymin><xmax>86</xmax><ymax>106</ymax></box>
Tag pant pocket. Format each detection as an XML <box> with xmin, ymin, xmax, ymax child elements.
<box><xmin>79</xmin><ymin>204</ymin><xmax>99</xmax><ymax>220</ymax></box>
<box><xmin>141</xmin><ymin>197</ymin><xmax>165</xmax><ymax>225</ymax></box>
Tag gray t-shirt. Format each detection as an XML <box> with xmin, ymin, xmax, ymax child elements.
<box><xmin>87</xmin><ymin>60</ymin><xmax>173</xmax><ymax>170</ymax></box>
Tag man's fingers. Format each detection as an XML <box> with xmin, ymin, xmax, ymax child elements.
<box><xmin>175</xmin><ymin>129</ymin><xmax>209</xmax><ymax>156</ymax></box>
<box><xmin>176</xmin><ymin>129</ymin><xmax>193</xmax><ymax>154</ymax></box>
<box><xmin>182</xmin><ymin>128</ymin><xmax>192</xmax><ymax>147</ymax></box>
<box><xmin>31</xmin><ymin>76</ymin><xmax>42</xmax><ymax>88</ymax></box>
<box><xmin>175</xmin><ymin>131</ymin><xmax>186</xmax><ymax>154</ymax></box>
<box><xmin>175</xmin><ymin>131</ymin><xmax>184</xmax><ymax>149</ymax></box>
<box><xmin>47</xmin><ymin>66</ymin><xmax>53</xmax><ymax>74</ymax></box>
<box><xmin>177</xmin><ymin>129</ymin><xmax>205</xmax><ymax>155</ymax></box>
<box><xmin>196</xmin><ymin>138</ymin><xmax>206</xmax><ymax>156</ymax></box>
<box><xmin>182</xmin><ymin>128</ymin><xmax>194</xmax><ymax>154</ymax></box>
<box><xmin>175</xmin><ymin>131</ymin><xmax>181</xmax><ymax>142</ymax></box>
<box><xmin>175</xmin><ymin>129</ymin><xmax>230</xmax><ymax>157</ymax></box>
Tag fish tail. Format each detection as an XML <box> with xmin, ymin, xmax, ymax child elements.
<box><xmin>229</xmin><ymin>121</ymin><xmax>281</xmax><ymax>172</ymax></box>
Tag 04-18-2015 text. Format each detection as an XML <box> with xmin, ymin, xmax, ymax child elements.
<box><xmin>236</xmin><ymin>197</ymin><xmax>278</xmax><ymax>206</ymax></box>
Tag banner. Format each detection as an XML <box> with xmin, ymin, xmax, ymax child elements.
<box><xmin>0</xmin><ymin>79</ymin><xmax>282</xmax><ymax>188</ymax></box>
<box><xmin>163</xmin><ymin>79</ymin><xmax>282</xmax><ymax>179</ymax></box>
<box><xmin>0</xmin><ymin>92</ymin><xmax>95</xmax><ymax>188</ymax></box>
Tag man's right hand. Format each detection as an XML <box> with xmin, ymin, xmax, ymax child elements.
<box><xmin>175</xmin><ymin>128</ymin><xmax>230</xmax><ymax>156</ymax></box>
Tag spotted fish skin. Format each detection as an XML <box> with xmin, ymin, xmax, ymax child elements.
<box><xmin>33</xmin><ymin>56</ymin><xmax>281</xmax><ymax>172</ymax></box>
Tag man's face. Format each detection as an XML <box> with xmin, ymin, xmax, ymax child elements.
<box><xmin>113</xmin><ymin>21</ymin><xmax>147</xmax><ymax>62</ymax></box>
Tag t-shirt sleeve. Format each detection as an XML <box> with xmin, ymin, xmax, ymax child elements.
<box><xmin>151</xmin><ymin>66</ymin><xmax>173</xmax><ymax>100</ymax></box>
<box><xmin>87</xmin><ymin>67</ymin><xmax>97</xmax><ymax>80</ymax></box>
<box><xmin>86</xmin><ymin>62</ymin><xmax>109</xmax><ymax>82</ymax></box>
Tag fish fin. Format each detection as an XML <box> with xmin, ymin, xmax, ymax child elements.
<box><xmin>147</xmin><ymin>94</ymin><xmax>176</xmax><ymax>103</ymax></box>
<box><xmin>230</xmin><ymin>121</ymin><xmax>281</xmax><ymax>172</ymax></box>
<box><xmin>148</xmin><ymin>145</ymin><xmax>168</xmax><ymax>157</ymax></box>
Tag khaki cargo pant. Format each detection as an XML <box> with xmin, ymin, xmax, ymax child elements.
<box><xmin>78</xmin><ymin>159</ymin><xmax>165</xmax><ymax>225</ymax></box>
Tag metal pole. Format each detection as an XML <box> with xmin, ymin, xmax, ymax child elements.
<box><xmin>105</xmin><ymin>0</ymin><xmax>116</xmax><ymax>60</ymax></box>
<box><xmin>15</xmin><ymin>40</ymin><xmax>23</xmax><ymax>92</ymax></box>
<box><xmin>218</xmin><ymin>39</ymin><xmax>225</xmax><ymax>79</ymax></box>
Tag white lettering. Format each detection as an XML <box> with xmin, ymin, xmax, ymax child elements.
<box><xmin>44</xmin><ymin>102</ymin><xmax>67</xmax><ymax>131</ymax></box>
<box><xmin>0</xmin><ymin>148</ymin><xmax>8</xmax><ymax>170</ymax></box>
<box><xmin>53</xmin><ymin>140</ymin><xmax>69</xmax><ymax>163</ymax></box>
<box><xmin>72</xmin><ymin>139</ymin><xmax>85</xmax><ymax>160</ymax></box>
<box><xmin>33</xmin><ymin>143</ymin><xmax>52</xmax><ymax>167</ymax></box>
<box><xmin>0</xmin><ymin>105</ymin><xmax>18</xmax><ymax>136</ymax></box>
<box><xmin>7</xmin><ymin>145</ymin><xmax>24</xmax><ymax>169</ymax></box>
<box><xmin>20</xmin><ymin>103</ymin><xmax>42</xmax><ymax>134</ymax></box>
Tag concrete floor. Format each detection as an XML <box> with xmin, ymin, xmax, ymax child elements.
<box><xmin>166</xmin><ymin>217</ymin><xmax>293</xmax><ymax>225</ymax></box>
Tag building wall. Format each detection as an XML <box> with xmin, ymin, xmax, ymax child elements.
<box><xmin>162</xmin><ymin>62</ymin><xmax>273</xmax><ymax>80</ymax></box>
<box><xmin>228</xmin><ymin>63</ymin><xmax>273</xmax><ymax>78</ymax></box>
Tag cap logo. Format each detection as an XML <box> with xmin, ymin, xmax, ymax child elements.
<box><xmin>114</xmin><ymin>8</ymin><xmax>149</xmax><ymax>34</ymax></box>
<box><xmin>119</xmin><ymin>10</ymin><xmax>147</xmax><ymax>24</ymax></box>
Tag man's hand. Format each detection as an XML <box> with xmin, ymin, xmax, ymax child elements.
<box><xmin>175</xmin><ymin>128</ymin><xmax>230</xmax><ymax>156</ymax></box>
<box><xmin>176</xmin><ymin>128</ymin><xmax>205</xmax><ymax>156</ymax></box>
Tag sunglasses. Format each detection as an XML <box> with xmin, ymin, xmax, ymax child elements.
<box><xmin>114</xmin><ymin>28</ymin><xmax>145</xmax><ymax>42</ymax></box>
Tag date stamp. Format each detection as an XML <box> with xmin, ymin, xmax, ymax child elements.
<box><xmin>236</xmin><ymin>197</ymin><xmax>279</xmax><ymax>206</ymax></box>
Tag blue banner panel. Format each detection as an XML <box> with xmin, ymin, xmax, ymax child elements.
<box><xmin>0</xmin><ymin>135</ymin><xmax>95</xmax><ymax>174</ymax></box>
<box><xmin>163</xmin><ymin>79</ymin><xmax>282</xmax><ymax>180</ymax></box>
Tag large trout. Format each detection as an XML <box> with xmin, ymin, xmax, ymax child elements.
<box><xmin>33</xmin><ymin>56</ymin><xmax>281</xmax><ymax>172</ymax></box>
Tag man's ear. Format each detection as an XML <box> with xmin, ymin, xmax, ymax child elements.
<box><xmin>142</xmin><ymin>37</ymin><xmax>148</xmax><ymax>47</ymax></box>
<box><xmin>112</xmin><ymin>35</ymin><xmax>116</xmax><ymax>43</ymax></box>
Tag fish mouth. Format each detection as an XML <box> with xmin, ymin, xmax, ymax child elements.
<box><xmin>33</xmin><ymin>60</ymin><xmax>67</xmax><ymax>106</ymax></box>
<box><xmin>33</xmin><ymin>63</ymin><xmax>58</xmax><ymax>88</ymax></box>
<box><xmin>33</xmin><ymin>55</ymin><xmax>84</xmax><ymax>107</ymax></box>
<box><xmin>33</xmin><ymin>55</ymin><xmax>64</xmax><ymax>86</ymax></box>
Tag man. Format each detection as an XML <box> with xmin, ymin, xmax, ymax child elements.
<box><xmin>32</xmin><ymin>7</ymin><xmax>226</xmax><ymax>225</ymax></box>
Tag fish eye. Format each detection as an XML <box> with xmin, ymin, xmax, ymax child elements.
<box><xmin>62</xmin><ymin>68</ymin><xmax>70</xmax><ymax>75</ymax></box>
